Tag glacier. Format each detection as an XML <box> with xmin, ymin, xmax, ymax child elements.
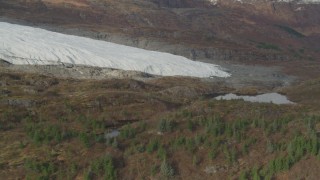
<box><xmin>0</xmin><ymin>22</ymin><xmax>230</xmax><ymax>78</ymax></box>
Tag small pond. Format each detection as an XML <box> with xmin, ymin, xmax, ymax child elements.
<box><xmin>104</xmin><ymin>130</ymin><xmax>120</xmax><ymax>139</ymax></box>
<box><xmin>214</xmin><ymin>93</ymin><xmax>294</xmax><ymax>105</ymax></box>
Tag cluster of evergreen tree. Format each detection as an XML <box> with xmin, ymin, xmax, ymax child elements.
<box><xmin>201</xmin><ymin>117</ymin><xmax>250</xmax><ymax>142</ymax></box>
<box><xmin>204</xmin><ymin>117</ymin><xmax>225</xmax><ymax>136</ymax></box>
<box><xmin>246</xmin><ymin>134</ymin><xmax>320</xmax><ymax>179</ymax></box>
<box><xmin>223</xmin><ymin>146</ymin><xmax>237</xmax><ymax>165</ymax></box>
<box><xmin>252</xmin><ymin>117</ymin><xmax>292</xmax><ymax>135</ymax></box>
<box><xmin>147</xmin><ymin>138</ymin><xmax>159</xmax><ymax>153</ymax></box>
<box><xmin>160</xmin><ymin>159</ymin><xmax>175</xmax><ymax>178</ymax></box>
<box><xmin>25</xmin><ymin>123</ymin><xmax>74</xmax><ymax>144</ymax></box>
<box><xmin>120</xmin><ymin>124</ymin><xmax>136</xmax><ymax>139</ymax></box>
<box><xmin>85</xmin><ymin>155</ymin><xmax>117</xmax><ymax>180</ymax></box>
<box><xmin>158</xmin><ymin>119</ymin><xmax>176</xmax><ymax>133</ymax></box>
<box><xmin>24</xmin><ymin>159</ymin><xmax>57</xmax><ymax>179</ymax></box>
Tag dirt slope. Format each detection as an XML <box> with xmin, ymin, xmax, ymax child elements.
<box><xmin>1</xmin><ymin>0</ymin><xmax>319</xmax><ymax>62</ymax></box>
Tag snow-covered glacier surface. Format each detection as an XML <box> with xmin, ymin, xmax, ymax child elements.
<box><xmin>0</xmin><ymin>22</ymin><xmax>230</xmax><ymax>78</ymax></box>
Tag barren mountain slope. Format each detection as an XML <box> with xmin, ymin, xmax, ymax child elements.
<box><xmin>1</xmin><ymin>0</ymin><xmax>319</xmax><ymax>62</ymax></box>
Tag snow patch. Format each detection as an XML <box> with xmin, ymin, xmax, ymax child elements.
<box><xmin>0</xmin><ymin>22</ymin><xmax>230</xmax><ymax>78</ymax></box>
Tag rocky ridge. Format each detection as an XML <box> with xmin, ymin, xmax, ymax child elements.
<box><xmin>0</xmin><ymin>0</ymin><xmax>319</xmax><ymax>63</ymax></box>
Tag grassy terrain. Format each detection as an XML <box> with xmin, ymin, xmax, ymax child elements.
<box><xmin>276</xmin><ymin>25</ymin><xmax>305</xmax><ymax>38</ymax></box>
<box><xmin>256</xmin><ymin>42</ymin><xmax>281</xmax><ymax>51</ymax></box>
<box><xmin>0</xmin><ymin>69</ymin><xmax>320</xmax><ymax>179</ymax></box>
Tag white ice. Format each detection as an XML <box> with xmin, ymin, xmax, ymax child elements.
<box><xmin>0</xmin><ymin>22</ymin><xmax>230</xmax><ymax>78</ymax></box>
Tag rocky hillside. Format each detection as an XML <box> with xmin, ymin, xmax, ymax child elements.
<box><xmin>1</xmin><ymin>1</ymin><xmax>320</xmax><ymax>179</ymax></box>
<box><xmin>0</xmin><ymin>0</ymin><xmax>319</xmax><ymax>61</ymax></box>
<box><xmin>1</xmin><ymin>62</ymin><xmax>320</xmax><ymax>179</ymax></box>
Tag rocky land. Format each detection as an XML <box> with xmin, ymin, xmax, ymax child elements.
<box><xmin>1</xmin><ymin>1</ymin><xmax>320</xmax><ymax>179</ymax></box>
<box><xmin>1</xmin><ymin>55</ymin><xmax>320</xmax><ymax>180</ymax></box>
<box><xmin>0</xmin><ymin>0</ymin><xmax>319</xmax><ymax>62</ymax></box>
<box><xmin>1</xmin><ymin>0</ymin><xmax>320</xmax><ymax>86</ymax></box>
